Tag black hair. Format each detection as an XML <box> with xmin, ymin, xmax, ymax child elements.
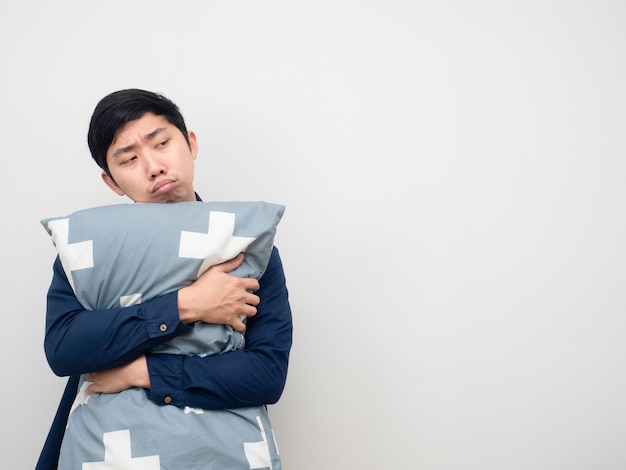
<box><xmin>87</xmin><ymin>89</ymin><xmax>189</xmax><ymax>177</ymax></box>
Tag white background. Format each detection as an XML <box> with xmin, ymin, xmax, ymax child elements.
<box><xmin>2</xmin><ymin>1</ymin><xmax>625</xmax><ymax>468</ymax></box>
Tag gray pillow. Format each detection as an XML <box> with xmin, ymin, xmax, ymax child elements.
<box><xmin>41</xmin><ymin>200</ymin><xmax>285</xmax><ymax>356</ymax></box>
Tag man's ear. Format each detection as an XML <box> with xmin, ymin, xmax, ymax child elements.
<box><xmin>188</xmin><ymin>131</ymin><xmax>198</xmax><ymax>161</ymax></box>
<box><xmin>101</xmin><ymin>171</ymin><xmax>125</xmax><ymax>196</ymax></box>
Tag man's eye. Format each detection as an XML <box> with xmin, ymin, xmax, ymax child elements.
<box><xmin>157</xmin><ymin>140</ymin><xmax>169</xmax><ymax>148</ymax></box>
<box><xmin>123</xmin><ymin>156</ymin><xmax>137</xmax><ymax>165</ymax></box>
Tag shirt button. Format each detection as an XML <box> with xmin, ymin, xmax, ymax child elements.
<box><xmin>159</xmin><ymin>323</ymin><xmax>168</xmax><ymax>332</ymax></box>
<box><xmin>164</xmin><ymin>396</ymin><xmax>172</xmax><ymax>404</ymax></box>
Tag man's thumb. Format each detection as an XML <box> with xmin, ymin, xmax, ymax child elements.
<box><xmin>218</xmin><ymin>252</ymin><xmax>244</xmax><ymax>273</ymax></box>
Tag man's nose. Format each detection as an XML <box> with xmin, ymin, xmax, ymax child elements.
<box><xmin>145</xmin><ymin>153</ymin><xmax>166</xmax><ymax>178</ymax></box>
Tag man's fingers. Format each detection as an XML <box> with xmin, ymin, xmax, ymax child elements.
<box><xmin>85</xmin><ymin>379</ymin><xmax>96</xmax><ymax>396</ymax></box>
<box><xmin>244</xmin><ymin>291</ymin><xmax>261</xmax><ymax>306</ymax></box>
<box><xmin>243</xmin><ymin>279</ymin><xmax>260</xmax><ymax>294</ymax></box>
<box><xmin>215</xmin><ymin>253</ymin><xmax>244</xmax><ymax>273</ymax></box>
<box><xmin>233</xmin><ymin>320</ymin><xmax>247</xmax><ymax>334</ymax></box>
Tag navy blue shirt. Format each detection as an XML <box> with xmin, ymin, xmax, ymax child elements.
<box><xmin>37</xmin><ymin>237</ymin><xmax>292</xmax><ymax>468</ymax></box>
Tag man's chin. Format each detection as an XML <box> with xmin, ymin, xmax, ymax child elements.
<box><xmin>160</xmin><ymin>191</ymin><xmax>195</xmax><ymax>204</ymax></box>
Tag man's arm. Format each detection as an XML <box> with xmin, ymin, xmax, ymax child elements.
<box><xmin>146</xmin><ymin>247</ymin><xmax>293</xmax><ymax>408</ymax></box>
<box><xmin>45</xmin><ymin>252</ymin><xmax>259</xmax><ymax>377</ymax></box>
<box><xmin>45</xmin><ymin>247</ymin><xmax>292</xmax><ymax>408</ymax></box>
<box><xmin>45</xmin><ymin>258</ymin><xmax>187</xmax><ymax>376</ymax></box>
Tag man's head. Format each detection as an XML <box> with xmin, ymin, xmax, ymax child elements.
<box><xmin>87</xmin><ymin>89</ymin><xmax>198</xmax><ymax>203</ymax></box>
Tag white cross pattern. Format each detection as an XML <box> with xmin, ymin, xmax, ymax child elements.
<box><xmin>47</xmin><ymin>218</ymin><xmax>94</xmax><ymax>291</ymax></box>
<box><xmin>120</xmin><ymin>293</ymin><xmax>143</xmax><ymax>307</ymax></box>
<box><xmin>179</xmin><ymin>211</ymin><xmax>256</xmax><ymax>276</ymax></box>
<box><xmin>68</xmin><ymin>380</ymin><xmax>93</xmax><ymax>417</ymax></box>
<box><xmin>82</xmin><ymin>429</ymin><xmax>160</xmax><ymax>469</ymax></box>
<box><xmin>243</xmin><ymin>416</ymin><xmax>274</xmax><ymax>470</ymax></box>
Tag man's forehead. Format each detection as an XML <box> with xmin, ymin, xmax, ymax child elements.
<box><xmin>115</xmin><ymin>113</ymin><xmax>171</xmax><ymax>136</ymax></box>
<box><xmin>111</xmin><ymin>114</ymin><xmax>172</xmax><ymax>148</ymax></box>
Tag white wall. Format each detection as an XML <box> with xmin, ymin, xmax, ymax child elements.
<box><xmin>2</xmin><ymin>1</ymin><xmax>625</xmax><ymax>468</ymax></box>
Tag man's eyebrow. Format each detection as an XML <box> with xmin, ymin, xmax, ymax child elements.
<box><xmin>146</xmin><ymin>127</ymin><xmax>166</xmax><ymax>140</ymax></box>
<box><xmin>112</xmin><ymin>143</ymin><xmax>136</xmax><ymax>159</ymax></box>
<box><xmin>112</xmin><ymin>127</ymin><xmax>167</xmax><ymax>158</ymax></box>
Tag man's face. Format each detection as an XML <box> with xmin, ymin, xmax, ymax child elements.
<box><xmin>102</xmin><ymin>112</ymin><xmax>198</xmax><ymax>203</ymax></box>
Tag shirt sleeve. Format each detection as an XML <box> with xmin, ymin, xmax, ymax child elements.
<box><xmin>44</xmin><ymin>257</ymin><xmax>193</xmax><ymax>376</ymax></box>
<box><xmin>145</xmin><ymin>246</ymin><xmax>293</xmax><ymax>409</ymax></box>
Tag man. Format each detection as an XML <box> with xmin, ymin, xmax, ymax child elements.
<box><xmin>37</xmin><ymin>89</ymin><xmax>293</xmax><ymax>468</ymax></box>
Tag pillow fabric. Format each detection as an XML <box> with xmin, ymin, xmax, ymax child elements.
<box><xmin>41</xmin><ymin>201</ymin><xmax>285</xmax><ymax>469</ymax></box>
<box><xmin>42</xmin><ymin>200</ymin><xmax>285</xmax><ymax>355</ymax></box>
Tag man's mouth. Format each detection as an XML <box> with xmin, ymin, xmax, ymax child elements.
<box><xmin>152</xmin><ymin>179</ymin><xmax>176</xmax><ymax>194</ymax></box>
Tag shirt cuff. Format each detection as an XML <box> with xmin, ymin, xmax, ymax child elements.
<box><xmin>145</xmin><ymin>353</ymin><xmax>186</xmax><ymax>406</ymax></box>
<box><xmin>142</xmin><ymin>291</ymin><xmax>191</xmax><ymax>340</ymax></box>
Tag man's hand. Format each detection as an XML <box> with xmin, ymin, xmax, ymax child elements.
<box><xmin>177</xmin><ymin>253</ymin><xmax>260</xmax><ymax>333</ymax></box>
<box><xmin>85</xmin><ymin>355</ymin><xmax>150</xmax><ymax>395</ymax></box>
